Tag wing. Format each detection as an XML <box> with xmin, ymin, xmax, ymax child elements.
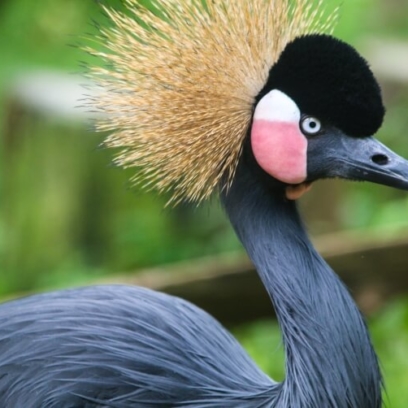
<box><xmin>0</xmin><ymin>285</ymin><xmax>275</xmax><ymax>407</ymax></box>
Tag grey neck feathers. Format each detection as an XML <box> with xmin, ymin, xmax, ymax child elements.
<box><xmin>221</xmin><ymin>158</ymin><xmax>382</xmax><ymax>408</ymax></box>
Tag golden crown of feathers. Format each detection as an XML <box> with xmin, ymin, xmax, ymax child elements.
<box><xmin>89</xmin><ymin>0</ymin><xmax>337</xmax><ymax>204</ymax></box>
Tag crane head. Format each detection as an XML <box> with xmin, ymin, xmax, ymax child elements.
<box><xmin>91</xmin><ymin>1</ymin><xmax>408</xmax><ymax>204</ymax></box>
<box><xmin>251</xmin><ymin>34</ymin><xmax>408</xmax><ymax>199</ymax></box>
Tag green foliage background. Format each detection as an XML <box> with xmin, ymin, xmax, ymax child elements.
<box><xmin>1</xmin><ymin>0</ymin><xmax>408</xmax><ymax>406</ymax></box>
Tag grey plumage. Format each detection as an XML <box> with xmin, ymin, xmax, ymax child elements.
<box><xmin>0</xmin><ymin>285</ymin><xmax>276</xmax><ymax>407</ymax></box>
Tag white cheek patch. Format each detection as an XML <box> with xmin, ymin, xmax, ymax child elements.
<box><xmin>253</xmin><ymin>89</ymin><xmax>301</xmax><ymax>122</ymax></box>
<box><xmin>251</xmin><ymin>90</ymin><xmax>307</xmax><ymax>184</ymax></box>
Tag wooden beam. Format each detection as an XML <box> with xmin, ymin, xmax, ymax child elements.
<box><xmin>96</xmin><ymin>229</ymin><xmax>408</xmax><ymax>326</ymax></box>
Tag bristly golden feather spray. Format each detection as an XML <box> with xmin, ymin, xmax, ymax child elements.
<box><xmin>88</xmin><ymin>0</ymin><xmax>338</xmax><ymax>204</ymax></box>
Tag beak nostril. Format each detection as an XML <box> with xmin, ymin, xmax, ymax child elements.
<box><xmin>372</xmin><ymin>154</ymin><xmax>389</xmax><ymax>166</ymax></box>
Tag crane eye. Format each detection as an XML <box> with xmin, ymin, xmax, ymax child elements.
<box><xmin>300</xmin><ymin>116</ymin><xmax>322</xmax><ymax>136</ymax></box>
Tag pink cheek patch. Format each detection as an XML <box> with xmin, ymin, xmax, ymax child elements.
<box><xmin>251</xmin><ymin>120</ymin><xmax>308</xmax><ymax>184</ymax></box>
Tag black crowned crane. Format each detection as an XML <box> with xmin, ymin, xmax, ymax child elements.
<box><xmin>1</xmin><ymin>1</ymin><xmax>408</xmax><ymax>407</ymax></box>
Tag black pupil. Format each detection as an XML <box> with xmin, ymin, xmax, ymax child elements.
<box><xmin>309</xmin><ymin>121</ymin><xmax>317</xmax><ymax>129</ymax></box>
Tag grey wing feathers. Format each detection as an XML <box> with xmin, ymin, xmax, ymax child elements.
<box><xmin>0</xmin><ymin>285</ymin><xmax>274</xmax><ymax>407</ymax></box>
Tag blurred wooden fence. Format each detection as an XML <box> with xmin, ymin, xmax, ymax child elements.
<box><xmin>97</xmin><ymin>229</ymin><xmax>408</xmax><ymax>326</ymax></box>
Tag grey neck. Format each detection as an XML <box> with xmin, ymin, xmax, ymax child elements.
<box><xmin>221</xmin><ymin>158</ymin><xmax>382</xmax><ymax>408</ymax></box>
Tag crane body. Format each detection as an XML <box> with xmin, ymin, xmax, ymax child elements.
<box><xmin>0</xmin><ymin>151</ymin><xmax>384</xmax><ymax>407</ymax></box>
<box><xmin>0</xmin><ymin>286</ymin><xmax>276</xmax><ymax>407</ymax></box>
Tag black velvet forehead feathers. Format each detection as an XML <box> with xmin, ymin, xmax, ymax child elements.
<box><xmin>258</xmin><ymin>34</ymin><xmax>385</xmax><ymax>137</ymax></box>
